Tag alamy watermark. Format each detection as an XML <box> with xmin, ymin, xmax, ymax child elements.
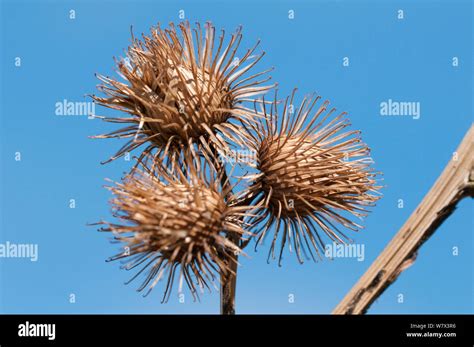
<box><xmin>0</xmin><ymin>241</ymin><xmax>38</xmax><ymax>262</ymax></box>
<box><xmin>18</xmin><ymin>321</ymin><xmax>55</xmax><ymax>341</ymax></box>
<box><xmin>55</xmin><ymin>98</ymin><xmax>95</xmax><ymax>118</ymax></box>
<box><xmin>218</xmin><ymin>148</ymin><xmax>257</xmax><ymax>165</ymax></box>
<box><xmin>380</xmin><ymin>99</ymin><xmax>421</xmax><ymax>120</ymax></box>
<box><xmin>324</xmin><ymin>242</ymin><xmax>365</xmax><ymax>262</ymax></box>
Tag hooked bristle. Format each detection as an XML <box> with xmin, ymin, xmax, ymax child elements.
<box><xmin>243</xmin><ymin>90</ymin><xmax>382</xmax><ymax>265</ymax></box>
<box><xmin>91</xmin><ymin>21</ymin><xmax>274</xmax><ymax>171</ymax></box>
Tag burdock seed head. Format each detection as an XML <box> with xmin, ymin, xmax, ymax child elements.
<box><xmin>91</xmin><ymin>21</ymin><xmax>274</xmax><ymax>169</ymax></box>
<box><xmin>243</xmin><ymin>90</ymin><xmax>382</xmax><ymax>265</ymax></box>
<box><xmin>98</xmin><ymin>154</ymin><xmax>253</xmax><ymax>301</ymax></box>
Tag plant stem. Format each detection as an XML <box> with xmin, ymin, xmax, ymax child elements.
<box><xmin>210</xmin><ymin>146</ymin><xmax>258</xmax><ymax>314</ymax></box>
<box><xmin>220</xmin><ymin>233</ymin><xmax>239</xmax><ymax>315</ymax></box>
<box><xmin>208</xmin><ymin>145</ymin><xmax>238</xmax><ymax>315</ymax></box>
<box><xmin>219</xmin><ymin>183</ymin><xmax>258</xmax><ymax>314</ymax></box>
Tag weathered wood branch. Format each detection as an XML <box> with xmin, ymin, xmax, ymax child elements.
<box><xmin>333</xmin><ymin>124</ymin><xmax>474</xmax><ymax>315</ymax></box>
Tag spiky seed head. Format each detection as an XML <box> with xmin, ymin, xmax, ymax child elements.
<box><xmin>99</xmin><ymin>156</ymin><xmax>252</xmax><ymax>301</ymax></box>
<box><xmin>91</xmin><ymin>21</ymin><xmax>274</xmax><ymax>169</ymax></box>
<box><xmin>259</xmin><ymin>135</ymin><xmax>332</xmax><ymax>217</ymax></box>
<box><xmin>244</xmin><ymin>90</ymin><xmax>382</xmax><ymax>264</ymax></box>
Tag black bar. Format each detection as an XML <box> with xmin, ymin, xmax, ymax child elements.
<box><xmin>0</xmin><ymin>314</ymin><xmax>472</xmax><ymax>346</ymax></box>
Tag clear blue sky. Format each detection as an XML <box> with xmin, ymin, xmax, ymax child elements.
<box><xmin>0</xmin><ymin>0</ymin><xmax>472</xmax><ymax>314</ymax></box>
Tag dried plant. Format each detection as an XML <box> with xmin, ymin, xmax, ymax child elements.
<box><xmin>242</xmin><ymin>90</ymin><xmax>381</xmax><ymax>265</ymax></box>
<box><xmin>97</xmin><ymin>153</ymin><xmax>253</xmax><ymax>302</ymax></box>
<box><xmin>90</xmin><ymin>21</ymin><xmax>274</xmax><ymax>170</ymax></box>
<box><xmin>91</xmin><ymin>21</ymin><xmax>382</xmax><ymax>314</ymax></box>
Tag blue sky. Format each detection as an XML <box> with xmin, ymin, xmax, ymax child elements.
<box><xmin>0</xmin><ymin>0</ymin><xmax>472</xmax><ymax>314</ymax></box>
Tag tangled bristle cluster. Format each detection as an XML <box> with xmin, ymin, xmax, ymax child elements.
<box><xmin>91</xmin><ymin>21</ymin><xmax>273</xmax><ymax>168</ymax></box>
<box><xmin>100</xmin><ymin>160</ymin><xmax>250</xmax><ymax>301</ymax></box>
<box><xmin>92</xmin><ymin>21</ymin><xmax>383</xmax><ymax>303</ymax></box>
<box><xmin>244</xmin><ymin>91</ymin><xmax>381</xmax><ymax>264</ymax></box>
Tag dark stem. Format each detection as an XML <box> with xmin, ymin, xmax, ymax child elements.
<box><xmin>219</xmin><ymin>173</ymin><xmax>258</xmax><ymax>314</ymax></box>
<box><xmin>220</xmin><ymin>232</ymin><xmax>239</xmax><ymax>315</ymax></box>
<box><xmin>208</xmin><ymin>146</ymin><xmax>239</xmax><ymax>315</ymax></box>
<box><xmin>210</xmin><ymin>145</ymin><xmax>259</xmax><ymax>314</ymax></box>
<box><xmin>219</xmin><ymin>163</ymin><xmax>239</xmax><ymax>315</ymax></box>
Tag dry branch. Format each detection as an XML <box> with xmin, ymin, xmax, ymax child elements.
<box><xmin>333</xmin><ymin>124</ymin><xmax>474</xmax><ymax>315</ymax></box>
